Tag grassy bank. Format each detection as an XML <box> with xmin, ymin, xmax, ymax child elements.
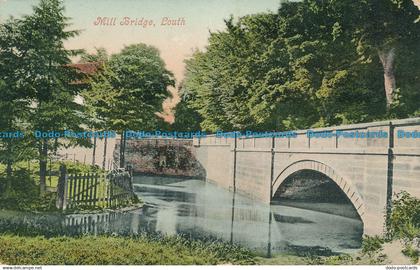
<box><xmin>0</xmin><ymin>234</ymin><xmax>255</xmax><ymax>265</ymax></box>
<box><xmin>0</xmin><ymin>234</ymin><xmax>405</xmax><ymax>265</ymax></box>
<box><xmin>0</xmin><ymin>234</ymin><xmax>344</xmax><ymax>265</ymax></box>
<box><xmin>1</xmin><ymin>234</ymin><xmax>414</xmax><ymax>265</ymax></box>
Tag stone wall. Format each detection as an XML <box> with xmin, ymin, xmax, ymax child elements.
<box><xmin>193</xmin><ymin>144</ymin><xmax>234</xmax><ymax>190</ymax></box>
<box><xmin>57</xmin><ymin>137</ymin><xmax>116</xmax><ymax>169</ymax></box>
<box><xmin>114</xmin><ymin>138</ymin><xmax>205</xmax><ymax>178</ymax></box>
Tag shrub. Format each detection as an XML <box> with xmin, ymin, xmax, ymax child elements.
<box><xmin>387</xmin><ymin>191</ymin><xmax>420</xmax><ymax>241</ymax></box>
<box><xmin>361</xmin><ymin>235</ymin><xmax>384</xmax><ymax>258</ymax></box>
<box><xmin>308</xmin><ymin>254</ymin><xmax>354</xmax><ymax>265</ymax></box>
<box><xmin>0</xmin><ymin>161</ymin><xmax>108</xmax><ymax>212</ymax></box>
<box><xmin>402</xmin><ymin>244</ymin><xmax>420</xmax><ymax>264</ymax></box>
<box><xmin>0</xmin><ymin>169</ymin><xmax>41</xmax><ymax>211</ymax></box>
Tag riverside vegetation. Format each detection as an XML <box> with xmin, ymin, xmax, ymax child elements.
<box><xmin>0</xmin><ymin>234</ymin><xmax>256</xmax><ymax>265</ymax></box>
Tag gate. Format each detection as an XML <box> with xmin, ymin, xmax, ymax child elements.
<box><xmin>56</xmin><ymin>164</ymin><xmax>134</xmax><ymax>210</ymax></box>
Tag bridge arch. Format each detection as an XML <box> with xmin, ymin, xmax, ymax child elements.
<box><xmin>271</xmin><ymin>160</ymin><xmax>365</xmax><ymax>222</ymax></box>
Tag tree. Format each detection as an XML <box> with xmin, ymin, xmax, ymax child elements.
<box><xmin>181</xmin><ymin>1</ymin><xmax>420</xmax><ymax>131</ymax></box>
<box><xmin>0</xmin><ymin>18</ymin><xmax>36</xmax><ymax>195</ymax></box>
<box><xmin>171</xmin><ymin>82</ymin><xmax>202</xmax><ymax>131</ymax></box>
<box><xmin>79</xmin><ymin>47</ymin><xmax>109</xmax><ymax>64</ymax></box>
<box><xmin>82</xmin><ymin>61</ymin><xmax>115</xmax><ymax>169</ymax></box>
<box><xmin>273</xmin><ymin>0</ymin><xmax>386</xmax><ymax>127</ymax></box>
<box><xmin>18</xmin><ymin>0</ymin><xmax>84</xmax><ymax>194</ymax></box>
<box><xmin>84</xmin><ymin>44</ymin><xmax>175</xmax><ymax>168</ymax></box>
<box><xmin>79</xmin><ymin>48</ymin><xmax>109</xmax><ymax>167</ymax></box>
<box><xmin>181</xmin><ymin>14</ymin><xmax>282</xmax><ymax>131</ymax></box>
<box><xmin>346</xmin><ymin>0</ymin><xmax>420</xmax><ymax>111</ymax></box>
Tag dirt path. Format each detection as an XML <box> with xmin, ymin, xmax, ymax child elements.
<box><xmin>382</xmin><ymin>240</ymin><xmax>412</xmax><ymax>265</ymax></box>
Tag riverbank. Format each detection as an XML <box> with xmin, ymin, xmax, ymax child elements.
<box><xmin>0</xmin><ymin>234</ymin><xmax>416</xmax><ymax>265</ymax></box>
<box><xmin>0</xmin><ymin>234</ymin><xmax>255</xmax><ymax>265</ymax></box>
<box><xmin>0</xmin><ymin>234</ymin><xmax>348</xmax><ymax>265</ymax></box>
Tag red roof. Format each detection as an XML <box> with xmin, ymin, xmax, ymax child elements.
<box><xmin>68</xmin><ymin>62</ymin><xmax>101</xmax><ymax>75</ymax></box>
<box><xmin>66</xmin><ymin>62</ymin><xmax>102</xmax><ymax>85</ymax></box>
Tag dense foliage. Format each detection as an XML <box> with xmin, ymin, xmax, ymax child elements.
<box><xmin>0</xmin><ymin>0</ymin><xmax>86</xmax><ymax>195</ymax></box>
<box><xmin>387</xmin><ymin>191</ymin><xmax>420</xmax><ymax>241</ymax></box>
<box><xmin>360</xmin><ymin>191</ymin><xmax>420</xmax><ymax>264</ymax></box>
<box><xmin>82</xmin><ymin>45</ymin><xmax>175</xmax><ymax>166</ymax></box>
<box><xmin>178</xmin><ymin>0</ymin><xmax>420</xmax><ymax>132</ymax></box>
<box><xmin>0</xmin><ymin>161</ymin><xmax>104</xmax><ymax>211</ymax></box>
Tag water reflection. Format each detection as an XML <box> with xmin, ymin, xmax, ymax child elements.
<box><xmin>0</xmin><ymin>175</ymin><xmax>363</xmax><ymax>257</ymax></box>
<box><xmin>133</xmin><ymin>176</ymin><xmax>362</xmax><ymax>256</ymax></box>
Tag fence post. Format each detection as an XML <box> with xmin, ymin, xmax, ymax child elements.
<box><xmin>93</xmin><ymin>173</ymin><xmax>98</xmax><ymax>207</ymax></box>
<box><xmin>127</xmin><ymin>164</ymin><xmax>134</xmax><ymax>193</ymax></box>
<box><xmin>56</xmin><ymin>164</ymin><xmax>68</xmax><ymax>210</ymax></box>
<box><xmin>107</xmin><ymin>174</ymin><xmax>113</xmax><ymax>208</ymax></box>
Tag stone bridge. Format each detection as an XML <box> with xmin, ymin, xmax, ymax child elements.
<box><xmin>193</xmin><ymin>118</ymin><xmax>420</xmax><ymax>235</ymax></box>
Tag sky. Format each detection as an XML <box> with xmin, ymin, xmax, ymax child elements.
<box><xmin>0</xmin><ymin>0</ymin><xmax>280</xmax><ymax>121</ymax></box>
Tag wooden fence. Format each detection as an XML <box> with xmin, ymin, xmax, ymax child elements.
<box><xmin>106</xmin><ymin>167</ymin><xmax>135</xmax><ymax>208</ymax></box>
<box><xmin>56</xmin><ymin>164</ymin><xmax>134</xmax><ymax>210</ymax></box>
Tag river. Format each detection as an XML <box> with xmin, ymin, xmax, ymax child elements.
<box><xmin>0</xmin><ymin>175</ymin><xmax>363</xmax><ymax>257</ymax></box>
<box><xmin>131</xmin><ymin>175</ymin><xmax>363</xmax><ymax>256</ymax></box>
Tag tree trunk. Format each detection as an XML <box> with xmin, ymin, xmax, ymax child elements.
<box><xmin>4</xmin><ymin>120</ymin><xmax>13</xmax><ymax>195</ymax></box>
<box><xmin>119</xmin><ymin>132</ymin><xmax>126</xmax><ymax>168</ymax></box>
<box><xmin>6</xmin><ymin>162</ymin><xmax>12</xmax><ymax>178</ymax></box>
<box><xmin>39</xmin><ymin>140</ymin><xmax>48</xmax><ymax>195</ymax></box>
<box><xmin>6</xmin><ymin>141</ymin><xmax>12</xmax><ymax>179</ymax></box>
<box><xmin>53</xmin><ymin>137</ymin><xmax>58</xmax><ymax>155</ymax></box>
<box><xmin>378</xmin><ymin>48</ymin><xmax>396</xmax><ymax>111</ymax></box>
<box><xmin>92</xmin><ymin>136</ymin><xmax>97</xmax><ymax>166</ymax></box>
<box><xmin>5</xmin><ymin>159</ymin><xmax>13</xmax><ymax>196</ymax></box>
<box><xmin>102</xmin><ymin>136</ymin><xmax>108</xmax><ymax>170</ymax></box>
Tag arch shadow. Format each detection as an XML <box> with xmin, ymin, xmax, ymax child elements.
<box><xmin>271</xmin><ymin>160</ymin><xmax>365</xmax><ymax>222</ymax></box>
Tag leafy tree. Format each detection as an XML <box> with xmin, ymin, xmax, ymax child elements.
<box><xmin>181</xmin><ymin>1</ymin><xmax>420</xmax><ymax>131</ymax></box>
<box><xmin>346</xmin><ymin>0</ymin><xmax>420</xmax><ymax>112</ymax></box>
<box><xmin>274</xmin><ymin>0</ymin><xmax>386</xmax><ymax>127</ymax></box>
<box><xmin>82</xmin><ymin>61</ymin><xmax>116</xmax><ymax>169</ymax></box>
<box><xmin>79</xmin><ymin>47</ymin><xmax>109</xmax><ymax>64</ymax></box>
<box><xmin>83</xmin><ymin>44</ymin><xmax>175</xmax><ymax>167</ymax></box>
<box><xmin>79</xmin><ymin>48</ymin><xmax>109</xmax><ymax>169</ymax></box>
<box><xmin>18</xmin><ymin>0</ymin><xmax>84</xmax><ymax>194</ymax></box>
<box><xmin>0</xmin><ymin>18</ymin><xmax>36</xmax><ymax>195</ymax></box>
<box><xmin>171</xmin><ymin>83</ymin><xmax>202</xmax><ymax>131</ymax></box>
<box><xmin>182</xmin><ymin>14</ymin><xmax>282</xmax><ymax>131</ymax></box>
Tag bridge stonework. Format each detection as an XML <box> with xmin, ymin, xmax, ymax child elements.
<box><xmin>193</xmin><ymin>118</ymin><xmax>420</xmax><ymax>235</ymax></box>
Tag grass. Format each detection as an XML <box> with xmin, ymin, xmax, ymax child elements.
<box><xmin>0</xmin><ymin>234</ymin><xmax>256</xmax><ymax>265</ymax></box>
<box><xmin>0</xmin><ymin>233</ymin><xmax>393</xmax><ymax>265</ymax></box>
<box><xmin>15</xmin><ymin>160</ymin><xmax>105</xmax><ymax>189</ymax></box>
<box><xmin>0</xmin><ymin>160</ymin><xmax>105</xmax><ymax>189</ymax></box>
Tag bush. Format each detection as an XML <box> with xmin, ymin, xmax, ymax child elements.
<box><xmin>361</xmin><ymin>235</ymin><xmax>384</xmax><ymax>257</ymax></box>
<box><xmin>0</xmin><ymin>161</ymin><xmax>106</xmax><ymax>212</ymax></box>
<box><xmin>0</xmin><ymin>169</ymin><xmax>51</xmax><ymax>211</ymax></box>
<box><xmin>402</xmin><ymin>244</ymin><xmax>420</xmax><ymax>264</ymax></box>
<box><xmin>308</xmin><ymin>254</ymin><xmax>354</xmax><ymax>265</ymax></box>
<box><xmin>387</xmin><ymin>191</ymin><xmax>420</xmax><ymax>241</ymax></box>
